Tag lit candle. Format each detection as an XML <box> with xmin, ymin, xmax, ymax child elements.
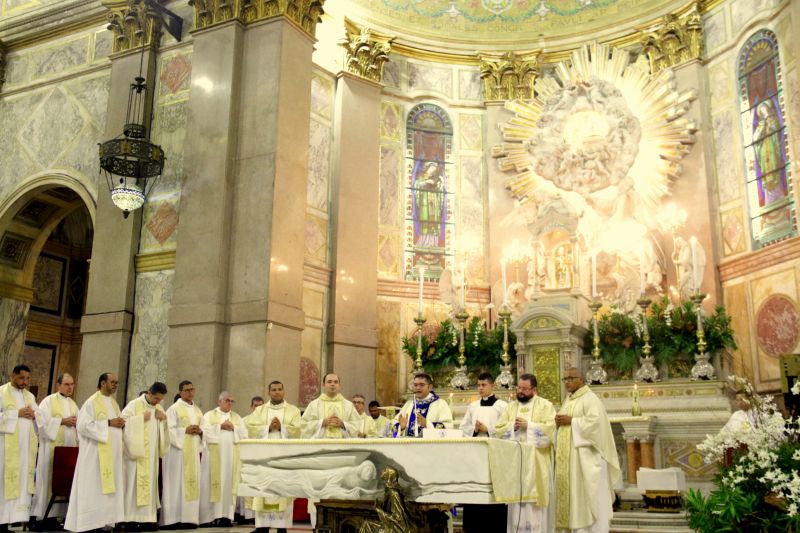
<box><xmin>461</xmin><ymin>261</ymin><xmax>467</xmax><ymax>309</ymax></box>
<box><xmin>689</xmin><ymin>236</ymin><xmax>698</xmax><ymax>294</ymax></box>
<box><xmin>501</xmin><ymin>258</ymin><xmax>508</xmax><ymax>305</ymax></box>
<box><xmin>448</xmin><ymin>392</ymin><xmax>454</xmax><ymax>407</ymax></box>
<box><xmin>417</xmin><ymin>265</ymin><xmax>426</xmax><ymax>317</ymax></box>
<box><xmin>591</xmin><ymin>244</ymin><xmax>598</xmax><ymax>298</ymax></box>
<box><xmin>639</xmin><ymin>248</ymin><xmax>645</xmax><ymax>296</ymax></box>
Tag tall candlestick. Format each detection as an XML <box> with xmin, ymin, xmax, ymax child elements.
<box><xmin>591</xmin><ymin>246</ymin><xmax>598</xmax><ymax>298</ymax></box>
<box><xmin>461</xmin><ymin>261</ymin><xmax>467</xmax><ymax>309</ymax></box>
<box><xmin>501</xmin><ymin>258</ymin><xmax>508</xmax><ymax>305</ymax></box>
<box><xmin>417</xmin><ymin>265</ymin><xmax>426</xmax><ymax>317</ymax></box>
<box><xmin>689</xmin><ymin>236</ymin><xmax>698</xmax><ymax>293</ymax></box>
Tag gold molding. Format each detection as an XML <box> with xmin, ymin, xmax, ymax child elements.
<box><xmin>341</xmin><ymin>18</ymin><xmax>394</xmax><ymax>84</ymax></box>
<box><xmin>478</xmin><ymin>50</ymin><xmax>540</xmax><ymax>102</ymax></box>
<box><xmin>103</xmin><ymin>0</ymin><xmax>163</xmax><ymax>53</ymax></box>
<box><xmin>135</xmin><ymin>249</ymin><xmax>176</xmax><ymax>272</ymax></box>
<box><xmin>639</xmin><ymin>1</ymin><xmax>703</xmax><ymax>74</ymax></box>
<box><xmin>190</xmin><ymin>0</ymin><xmax>326</xmax><ymax>37</ymax></box>
<box><xmin>0</xmin><ymin>280</ymin><xmax>34</xmax><ymax>302</ymax></box>
<box><xmin>26</xmin><ymin>319</ymin><xmax>83</xmax><ymax>345</ymax></box>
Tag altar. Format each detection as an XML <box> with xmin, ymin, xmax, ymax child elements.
<box><xmin>238</xmin><ymin>437</ymin><xmax>538</xmax><ymax>505</ymax></box>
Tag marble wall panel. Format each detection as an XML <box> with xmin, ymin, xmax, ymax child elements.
<box><xmin>127</xmin><ymin>270</ymin><xmax>175</xmax><ymax>401</ymax></box>
<box><xmin>158</xmin><ymin>52</ymin><xmax>193</xmax><ymax>98</ymax></box>
<box><xmin>377</xmin><ymin>233</ymin><xmax>401</xmax><ymax>277</ymax></box>
<box><xmin>379</xmin><ymin>146</ymin><xmax>400</xmax><ymax>227</ymax></box>
<box><xmin>299</xmin><ymin>356</ymin><xmax>320</xmax><ymax>405</ymax></box>
<box><xmin>92</xmin><ymin>30</ymin><xmax>112</xmax><ymax>63</ymax></box>
<box><xmin>0</xmin><ymin>95</ymin><xmax>41</xmax><ymax>195</ymax></box>
<box><xmin>660</xmin><ymin>438</ymin><xmax>718</xmax><ymax>482</ymax></box>
<box><xmin>458</xmin><ymin>70</ymin><xmax>481</xmax><ymax>101</ymax></box>
<box><xmin>712</xmin><ymin>111</ymin><xmax>742</xmax><ymax>204</ymax></box>
<box><xmin>301</xmin><ymin>326</ymin><xmax>323</xmax><ymax>369</ymax></box>
<box><xmin>408</xmin><ymin>62</ymin><xmax>452</xmax><ymax>97</ymax></box>
<box><xmin>383</xmin><ymin>59</ymin><xmax>401</xmax><ymax>89</ymax></box>
<box><xmin>305</xmin><ymin>213</ymin><xmax>328</xmax><ymax>264</ymax></box>
<box><xmin>380</xmin><ymin>102</ymin><xmax>402</xmax><ymax>142</ymax></box>
<box><xmin>0</xmin><ymin>298</ymin><xmax>29</xmax><ymax>378</ymax></box>
<box><xmin>1</xmin><ymin>0</ymin><xmax>60</xmax><ymax>17</ymax></box>
<box><xmin>720</xmin><ymin>206</ymin><xmax>746</xmax><ymax>256</ymax></box>
<box><xmin>310</xmin><ymin>71</ymin><xmax>334</xmax><ymax>119</ymax></box>
<box><xmin>723</xmin><ymin>283</ymin><xmax>753</xmax><ymax>379</ymax></box>
<box><xmin>708</xmin><ymin>61</ymin><xmax>733</xmax><ymax>117</ymax></box>
<box><xmin>30</xmin><ymin>36</ymin><xmax>90</xmax><ymax>81</ymax></box>
<box><xmin>141</xmin><ymin>194</ymin><xmax>180</xmax><ymax>253</ymax></box>
<box><xmin>776</xmin><ymin>12</ymin><xmax>794</xmax><ymax>67</ymax></box>
<box><xmin>149</xmin><ymin>99</ymin><xmax>188</xmax><ymax>195</ymax></box>
<box><xmin>23</xmin><ymin>343</ymin><xmax>55</xmax><ymax>402</ymax></box>
<box><xmin>731</xmin><ymin>0</ymin><xmax>775</xmax><ymax>33</ymax></box>
<box><xmin>459</xmin><ymin>114</ymin><xmax>482</xmax><ymax>151</ymax></box>
<box><xmin>375</xmin><ymin>299</ymin><xmax>401</xmax><ymax>405</ymax></box>
<box><xmin>302</xmin><ymin>287</ymin><xmax>325</xmax><ymax>321</ymax></box>
<box><xmin>703</xmin><ymin>9</ymin><xmax>728</xmax><ymax>53</ymax></box>
<box><xmin>750</xmin><ymin>268</ymin><xmax>798</xmax><ymax>384</ymax></box>
<box><xmin>307</xmin><ymin>118</ymin><xmax>331</xmax><ymax>212</ymax></box>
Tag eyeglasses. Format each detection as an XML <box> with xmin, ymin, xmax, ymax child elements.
<box><xmin>353</xmin><ymin>400</ymin><xmax>365</xmax><ymax>404</ymax></box>
<box><xmin>561</xmin><ymin>376</ymin><xmax>580</xmax><ymax>382</ymax></box>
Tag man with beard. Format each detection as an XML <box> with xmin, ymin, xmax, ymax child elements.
<box><xmin>460</xmin><ymin>372</ymin><xmax>508</xmax><ymax>532</ymax></box>
<box><xmin>554</xmin><ymin>367</ymin><xmax>619</xmax><ymax>533</ymax></box>
<box><xmin>392</xmin><ymin>373</ymin><xmax>453</xmax><ymax>437</ymax></box>
<box><xmin>495</xmin><ymin>373</ymin><xmax>555</xmax><ymax>533</ymax></box>
<box><xmin>248</xmin><ymin>381</ymin><xmax>302</xmax><ymax>533</ymax></box>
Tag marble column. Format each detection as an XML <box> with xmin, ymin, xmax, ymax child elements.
<box><xmin>640</xmin><ymin>438</ymin><xmax>656</xmax><ymax>469</ymax></box>
<box><xmin>167</xmin><ymin>20</ymin><xmax>243</xmax><ymax>409</ymax></box>
<box><xmin>78</xmin><ymin>49</ymin><xmax>157</xmax><ymax>402</ymax></box>
<box><xmin>625</xmin><ymin>438</ymin><xmax>641</xmax><ymax>485</ymax></box>
<box><xmin>325</xmin><ymin>71</ymin><xmax>382</xmax><ymax>399</ymax></box>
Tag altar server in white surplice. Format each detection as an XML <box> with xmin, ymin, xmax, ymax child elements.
<box><xmin>120</xmin><ymin>382</ymin><xmax>169</xmax><ymax>526</ymax></box>
<box><xmin>352</xmin><ymin>394</ymin><xmax>370</xmax><ymax>438</ymax></box>
<box><xmin>0</xmin><ymin>364</ymin><xmax>39</xmax><ymax>531</ymax></box>
<box><xmin>199</xmin><ymin>391</ymin><xmax>247</xmax><ymax>527</ymax></box>
<box><xmin>248</xmin><ymin>381</ymin><xmax>302</xmax><ymax>533</ymax></box>
<box><xmin>64</xmin><ymin>373</ymin><xmax>126</xmax><ymax>532</ymax></box>
<box><xmin>365</xmin><ymin>401</ymin><xmax>390</xmax><ymax>438</ymax></box>
<box><xmin>237</xmin><ymin>395</ymin><xmax>264</xmax><ymax>524</ymax></box>
<box><xmin>392</xmin><ymin>373</ymin><xmax>453</xmax><ymax>438</ymax></box>
<box><xmin>160</xmin><ymin>380</ymin><xmax>204</xmax><ymax>528</ymax></box>
<box><xmin>460</xmin><ymin>372</ymin><xmax>508</xmax><ymax>533</ymax></box>
<box><xmin>495</xmin><ymin>373</ymin><xmax>556</xmax><ymax>533</ymax></box>
<box><xmin>554</xmin><ymin>367</ymin><xmax>620</xmax><ymax>533</ymax></box>
<box><xmin>31</xmin><ymin>373</ymin><xmax>79</xmax><ymax>523</ymax></box>
<box><xmin>301</xmin><ymin>373</ymin><xmax>362</xmax><ymax>439</ymax></box>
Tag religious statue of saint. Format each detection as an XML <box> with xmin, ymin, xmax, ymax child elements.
<box><xmin>413</xmin><ymin>162</ymin><xmax>445</xmax><ymax>249</ymax></box>
<box><xmin>554</xmin><ymin>245</ymin><xmax>573</xmax><ymax>289</ymax></box>
<box><xmin>752</xmin><ymin>99</ymin><xmax>786</xmax><ymax>206</ymax></box>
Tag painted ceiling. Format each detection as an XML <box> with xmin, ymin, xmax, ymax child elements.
<box><xmin>341</xmin><ymin>0</ymin><xmax>687</xmax><ymax>47</ymax></box>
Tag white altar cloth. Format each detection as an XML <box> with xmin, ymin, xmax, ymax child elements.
<box><xmin>238</xmin><ymin>437</ymin><xmax>536</xmax><ymax>504</ymax></box>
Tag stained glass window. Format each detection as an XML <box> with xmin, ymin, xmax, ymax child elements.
<box><xmin>737</xmin><ymin>29</ymin><xmax>796</xmax><ymax>248</ymax></box>
<box><xmin>404</xmin><ymin>103</ymin><xmax>454</xmax><ymax>281</ymax></box>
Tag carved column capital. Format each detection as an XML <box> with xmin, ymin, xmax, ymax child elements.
<box><xmin>102</xmin><ymin>0</ymin><xmax>164</xmax><ymax>53</ymax></box>
<box><xmin>340</xmin><ymin>18</ymin><xmax>394</xmax><ymax>84</ymax></box>
<box><xmin>478</xmin><ymin>50</ymin><xmax>540</xmax><ymax>102</ymax></box>
<box><xmin>190</xmin><ymin>0</ymin><xmax>326</xmax><ymax>37</ymax></box>
<box><xmin>639</xmin><ymin>1</ymin><xmax>703</xmax><ymax>74</ymax></box>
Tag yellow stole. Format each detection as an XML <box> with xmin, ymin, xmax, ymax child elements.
<box><xmin>91</xmin><ymin>391</ymin><xmax>121</xmax><ymax>495</ymax></box>
<box><xmin>554</xmin><ymin>386</ymin><xmax>589</xmax><ymax>529</ymax></box>
<box><xmin>319</xmin><ymin>394</ymin><xmax>346</xmax><ymax>438</ymax></box>
<box><xmin>175</xmin><ymin>402</ymin><xmax>201</xmax><ymax>501</ymax></box>
<box><xmin>1</xmin><ymin>384</ymin><xmax>38</xmax><ymax>500</ymax></box>
<box><xmin>46</xmin><ymin>394</ymin><xmax>77</xmax><ymax>497</ymax></box>
<box><xmin>207</xmin><ymin>409</ymin><xmax>242</xmax><ymax>503</ymax></box>
<box><xmin>132</xmin><ymin>397</ymin><xmax>168</xmax><ymax>507</ymax></box>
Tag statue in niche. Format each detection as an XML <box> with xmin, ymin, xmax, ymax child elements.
<box><xmin>438</xmin><ymin>265</ymin><xmax>465</xmax><ymax>313</ymax></box>
<box><xmin>674</xmin><ymin>237</ymin><xmax>706</xmax><ymax>299</ymax></box>
<box><xmin>553</xmin><ymin>244</ymin><xmax>573</xmax><ymax>289</ymax></box>
<box><xmin>507</xmin><ymin>281</ymin><xmax>526</xmax><ymax>316</ymax></box>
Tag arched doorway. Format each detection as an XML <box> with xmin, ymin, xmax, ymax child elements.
<box><xmin>0</xmin><ymin>180</ymin><xmax>95</xmax><ymax>402</ymax></box>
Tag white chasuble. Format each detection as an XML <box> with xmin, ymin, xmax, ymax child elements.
<box><xmin>32</xmin><ymin>392</ymin><xmax>78</xmax><ymax>519</ymax></box>
<box><xmin>160</xmin><ymin>399</ymin><xmax>203</xmax><ymax>527</ymax></box>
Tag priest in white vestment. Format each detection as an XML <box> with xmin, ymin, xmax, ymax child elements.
<box><xmin>352</xmin><ymin>394</ymin><xmax>370</xmax><ymax>438</ymax></box>
<box><xmin>301</xmin><ymin>373</ymin><xmax>362</xmax><ymax>439</ymax></box>
<box><xmin>460</xmin><ymin>372</ymin><xmax>509</xmax><ymax>532</ymax></box>
<box><xmin>120</xmin><ymin>382</ymin><xmax>169</xmax><ymax>526</ymax></box>
<box><xmin>199</xmin><ymin>391</ymin><xmax>247</xmax><ymax>527</ymax></box>
<box><xmin>365</xmin><ymin>401</ymin><xmax>390</xmax><ymax>438</ymax></box>
<box><xmin>0</xmin><ymin>364</ymin><xmax>38</xmax><ymax>531</ymax></box>
<box><xmin>392</xmin><ymin>373</ymin><xmax>453</xmax><ymax>437</ymax></box>
<box><xmin>720</xmin><ymin>391</ymin><xmax>756</xmax><ymax>435</ymax></box>
<box><xmin>65</xmin><ymin>373</ymin><xmax>126</xmax><ymax>532</ymax></box>
<box><xmin>554</xmin><ymin>368</ymin><xmax>620</xmax><ymax>533</ymax></box>
<box><xmin>31</xmin><ymin>373</ymin><xmax>79</xmax><ymax>524</ymax></box>
<box><xmin>495</xmin><ymin>373</ymin><xmax>555</xmax><ymax>533</ymax></box>
<box><xmin>301</xmin><ymin>373</ymin><xmax>363</xmax><ymax>528</ymax></box>
<box><xmin>160</xmin><ymin>380</ymin><xmax>204</xmax><ymax>529</ymax></box>
<box><xmin>248</xmin><ymin>381</ymin><xmax>302</xmax><ymax>533</ymax></box>
<box><xmin>237</xmin><ymin>395</ymin><xmax>264</xmax><ymax>524</ymax></box>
